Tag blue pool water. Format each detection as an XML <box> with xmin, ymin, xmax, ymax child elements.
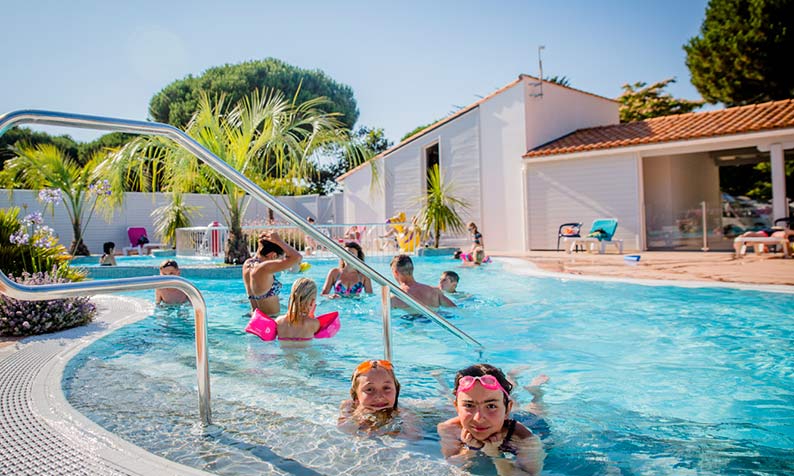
<box><xmin>63</xmin><ymin>257</ymin><xmax>794</xmax><ymax>475</ymax></box>
<box><xmin>72</xmin><ymin>254</ymin><xmax>224</xmax><ymax>267</ymax></box>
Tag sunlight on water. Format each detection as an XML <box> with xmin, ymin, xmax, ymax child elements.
<box><xmin>63</xmin><ymin>257</ymin><xmax>794</xmax><ymax>475</ymax></box>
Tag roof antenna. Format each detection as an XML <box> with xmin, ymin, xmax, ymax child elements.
<box><xmin>529</xmin><ymin>45</ymin><xmax>545</xmax><ymax>98</ymax></box>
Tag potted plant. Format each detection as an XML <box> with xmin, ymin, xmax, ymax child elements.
<box><xmin>415</xmin><ymin>164</ymin><xmax>468</xmax><ymax>255</ymax></box>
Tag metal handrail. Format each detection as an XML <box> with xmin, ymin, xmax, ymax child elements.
<box><xmin>0</xmin><ymin>110</ymin><xmax>482</xmax><ymax>354</ymax></box>
<box><xmin>0</xmin><ymin>273</ymin><xmax>211</xmax><ymax>425</ymax></box>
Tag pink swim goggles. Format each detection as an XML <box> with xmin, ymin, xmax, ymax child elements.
<box><xmin>455</xmin><ymin>375</ymin><xmax>510</xmax><ymax>397</ymax></box>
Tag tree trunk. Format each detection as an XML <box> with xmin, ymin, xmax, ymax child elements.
<box><xmin>69</xmin><ymin>221</ymin><xmax>90</xmax><ymax>256</ymax></box>
<box><xmin>224</xmin><ymin>229</ymin><xmax>250</xmax><ymax>265</ymax></box>
<box><xmin>224</xmin><ymin>206</ymin><xmax>250</xmax><ymax>265</ymax></box>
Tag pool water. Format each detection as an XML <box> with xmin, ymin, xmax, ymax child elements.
<box><xmin>72</xmin><ymin>254</ymin><xmax>224</xmax><ymax>267</ymax></box>
<box><xmin>63</xmin><ymin>257</ymin><xmax>794</xmax><ymax>475</ymax></box>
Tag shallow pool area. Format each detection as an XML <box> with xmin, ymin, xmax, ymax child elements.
<box><xmin>62</xmin><ymin>257</ymin><xmax>794</xmax><ymax>475</ymax></box>
<box><xmin>72</xmin><ymin>254</ymin><xmax>225</xmax><ymax>267</ymax></box>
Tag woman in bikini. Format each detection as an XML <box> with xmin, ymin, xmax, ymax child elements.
<box><xmin>321</xmin><ymin>241</ymin><xmax>373</xmax><ymax>298</ymax></box>
<box><xmin>243</xmin><ymin>231</ymin><xmax>302</xmax><ymax>315</ymax></box>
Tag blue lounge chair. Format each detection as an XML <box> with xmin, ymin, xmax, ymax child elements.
<box><xmin>563</xmin><ymin>218</ymin><xmax>623</xmax><ymax>254</ymax></box>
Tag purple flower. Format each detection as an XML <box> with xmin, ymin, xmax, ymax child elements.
<box><xmin>90</xmin><ymin>180</ymin><xmax>112</xmax><ymax>197</ymax></box>
<box><xmin>38</xmin><ymin>188</ymin><xmax>63</xmax><ymax>205</ymax></box>
<box><xmin>9</xmin><ymin>231</ymin><xmax>29</xmax><ymax>245</ymax></box>
<box><xmin>22</xmin><ymin>212</ymin><xmax>44</xmax><ymax>226</ymax></box>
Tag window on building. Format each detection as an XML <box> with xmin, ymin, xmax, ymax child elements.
<box><xmin>425</xmin><ymin>143</ymin><xmax>439</xmax><ymax>195</ymax></box>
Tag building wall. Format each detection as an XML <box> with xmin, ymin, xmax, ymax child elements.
<box><xmin>478</xmin><ymin>82</ymin><xmax>527</xmax><ymax>252</ymax></box>
<box><xmin>525</xmin><ymin>154</ymin><xmax>642</xmax><ymax>250</ymax></box>
<box><xmin>0</xmin><ymin>190</ymin><xmax>340</xmax><ymax>254</ymax></box>
<box><xmin>341</xmin><ymin>161</ymin><xmax>384</xmax><ymax>224</ymax></box>
<box><xmin>366</xmin><ymin>108</ymin><xmax>482</xmax><ymax>228</ymax></box>
<box><xmin>523</xmin><ymin>79</ymin><xmax>619</xmax><ymax>151</ymax></box>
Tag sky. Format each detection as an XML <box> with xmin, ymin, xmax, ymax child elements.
<box><xmin>1</xmin><ymin>0</ymin><xmax>711</xmax><ymax>144</ymax></box>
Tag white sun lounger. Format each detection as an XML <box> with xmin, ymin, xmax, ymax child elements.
<box><xmin>733</xmin><ymin>236</ymin><xmax>791</xmax><ymax>258</ymax></box>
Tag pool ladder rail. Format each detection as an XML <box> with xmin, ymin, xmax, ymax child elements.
<box><xmin>0</xmin><ymin>109</ymin><xmax>484</xmax><ymax>427</ymax></box>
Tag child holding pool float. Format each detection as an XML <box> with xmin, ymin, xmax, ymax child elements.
<box><xmin>244</xmin><ymin>277</ymin><xmax>340</xmax><ymax>347</ymax></box>
<box><xmin>437</xmin><ymin>363</ymin><xmax>545</xmax><ymax>475</ymax></box>
<box><xmin>338</xmin><ymin>359</ymin><xmax>419</xmax><ymax>438</ymax></box>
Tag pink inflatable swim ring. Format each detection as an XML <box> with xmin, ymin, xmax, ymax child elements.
<box><xmin>245</xmin><ymin>309</ymin><xmax>341</xmax><ymax>341</ymax></box>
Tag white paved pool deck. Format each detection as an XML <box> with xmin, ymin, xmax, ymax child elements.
<box><xmin>0</xmin><ymin>295</ymin><xmax>212</xmax><ymax>476</ymax></box>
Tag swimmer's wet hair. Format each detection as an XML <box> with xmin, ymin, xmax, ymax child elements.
<box><xmin>286</xmin><ymin>278</ymin><xmax>317</xmax><ymax>324</ymax></box>
<box><xmin>442</xmin><ymin>271</ymin><xmax>459</xmax><ymax>283</ymax></box>
<box><xmin>390</xmin><ymin>254</ymin><xmax>413</xmax><ymax>275</ymax></box>
<box><xmin>453</xmin><ymin>363</ymin><xmax>512</xmax><ymax>405</ymax></box>
<box><xmin>257</xmin><ymin>235</ymin><xmax>284</xmax><ymax>257</ymax></box>
<box><xmin>350</xmin><ymin>360</ymin><xmax>401</xmax><ymax>409</ymax></box>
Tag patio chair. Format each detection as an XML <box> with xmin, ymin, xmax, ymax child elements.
<box><xmin>122</xmin><ymin>227</ymin><xmax>164</xmax><ymax>255</ymax></box>
<box><xmin>563</xmin><ymin>218</ymin><xmax>623</xmax><ymax>254</ymax></box>
<box><xmin>556</xmin><ymin>222</ymin><xmax>582</xmax><ymax>251</ymax></box>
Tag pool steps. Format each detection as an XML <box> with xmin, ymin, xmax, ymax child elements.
<box><xmin>0</xmin><ymin>296</ymin><xmax>212</xmax><ymax>475</ymax></box>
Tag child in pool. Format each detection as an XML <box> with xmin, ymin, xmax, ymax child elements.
<box><xmin>155</xmin><ymin>260</ymin><xmax>189</xmax><ymax>305</ymax></box>
<box><xmin>274</xmin><ymin>278</ymin><xmax>321</xmax><ymax>348</ymax></box>
<box><xmin>437</xmin><ymin>363</ymin><xmax>545</xmax><ymax>475</ymax></box>
<box><xmin>338</xmin><ymin>359</ymin><xmax>419</xmax><ymax>438</ymax></box>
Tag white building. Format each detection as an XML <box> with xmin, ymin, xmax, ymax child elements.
<box><xmin>337</xmin><ymin>75</ymin><xmax>618</xmax><ymax>253</ymax></box>
<box><xmin>338</xmin><ymin>75</ymin><xmax>794</xmax><ymax>253</ymax></box>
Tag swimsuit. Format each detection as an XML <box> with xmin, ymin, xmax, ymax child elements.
<box><xmin>248</xmin><ymin>275</ymin><xmax>282</xmax><ymax>301</ymax></box>
<box><xmin>334</xmin><ymin>276</ymin><xmax>365</xmax><ymax>295</ymax></box>
<box><xmin>473</xmin><ymin>231</ymin><xmax>482</xmax><ymax>246</ymax></box>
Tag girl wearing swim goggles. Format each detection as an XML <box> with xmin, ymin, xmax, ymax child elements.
<box><xmin>437</xmin><ymin>364</ymin><xmax>545</xmax><ymax>474</ymax></box>
<box><xmin>338</xmin><ymin>360</ymin><xmax>419</xmax><ymax>438</ymax></box>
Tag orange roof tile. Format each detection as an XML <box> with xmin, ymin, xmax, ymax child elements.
<box><xmin>524</xmin><ymin>99</ymin><xmax>794</xmax><ymax>158</ymax></box>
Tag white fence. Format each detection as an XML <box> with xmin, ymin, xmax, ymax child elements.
<box><xmin>0</xmin><ymin>189</ymin><xmax>343</xmax><ymax>255</ymax></box>
<box><xmin>176</xmin><ymin>222</ymin><xmax>419</xmax><ymax>258</ymax></box>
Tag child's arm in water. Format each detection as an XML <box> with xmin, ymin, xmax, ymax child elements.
<box><xmin>437</xmin><ymin>417</ymin><xmax>468</xmax><ymax>458</ymax></box>
<box><xmin>489</xmin><ymin>423</ymin><xmax>545</xmax><ymax>476</ymax></box>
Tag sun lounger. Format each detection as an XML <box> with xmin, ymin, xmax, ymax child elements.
<box><xmin>564</xmin><ymin>218</ymin><xmax>623</xmax><ymax>254</ymax></box>
<box><xmin>733</xmin><ymin>236</ymin><xmax>791</xmax><ymax>258</ymax></box>
<box><xmin>122</xmin><ymin>227</ymin><xmax>164</xmax><ymax>256</ymax></box>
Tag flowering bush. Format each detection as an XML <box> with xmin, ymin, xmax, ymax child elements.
<box><xmin>0</xmin><ymin>271</ymin><xmax>96</xmax><ymax>336</ymax></box>
<box><xmin>0</xmin><ymin>207</ymin><xmax>85</xmax><ymax>282</ymax></box>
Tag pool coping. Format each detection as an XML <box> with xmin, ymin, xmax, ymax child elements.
<box><xmin>499</xmin><ymin>257</ymin><xmax>794</xmax><ymax>294</ymax></box>
<box><xmin>0</xmin><ymin>294</ymin><xmax>213</xmax><ymax>476</ymax></box>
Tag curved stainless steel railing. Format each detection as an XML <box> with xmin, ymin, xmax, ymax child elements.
<box><xmin>0</xmin><ymin>272</ymin><xmax>211</xmax><ymax>425</ymax></box>
<box><xmin>0</xmin><ymin>109</ymin><xmax>482</xmax><ymax>351</ymax></box>
<box><xmin>0</xmin><ymin>109</ymin><xmax>484</xmax><ymax>425</ymax></box>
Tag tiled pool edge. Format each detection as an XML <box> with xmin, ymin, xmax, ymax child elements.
<box><xmin>0</xmin><ymin>295</ymin><xmax>213</xmax><ymax>476</ymax></box>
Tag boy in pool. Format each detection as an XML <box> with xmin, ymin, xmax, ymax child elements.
<box><xmin>439</xmin><ymin>271</ymin><xmax>459</xmax><ymax>293</ymax></box>
<box><xmin>99</xmin><ymin>241</ymin><xmax>117</xmax><ymax>266</ymax></box>
<box><xmin>390</xmin><ymin>254</ymin><xmax>456</xmax><ymax>309</ymax></box>
<box><xmin>155</xmin><ymin>260</ymin><xmax>189</xmax><ymax>305</ymax></box>
<box><xmin>338</xmin><ymin>359</ymin><xmax>419</xmax><ymax>438</ymax></box>
<box><xmin>437</xmin><ymin>363</ymin><xmax>545</xmax><ymax>475</ymax></box>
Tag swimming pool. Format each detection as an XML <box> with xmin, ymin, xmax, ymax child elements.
<box><xmin>72</xmin><ymin>254</ymin><xmax>224</xmax><ymax>267</ymax></box>
<box><xmin>62</xmin><ymin>257</ymin><xmax>794</xmax><ymax>475</ymax></box>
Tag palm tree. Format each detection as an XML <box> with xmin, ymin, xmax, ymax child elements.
<box><xmin>151</xmin><ymin>193</ymin><xmax>200</xmax><ymax>248</ymax></box>
<box><xmin>4</xmin><ymin>144</ymin><xmax>113</xmax><ymax>255</ymax></box>
<box><xmin>102</xmin><ymin>89</ymin><xmax>344</xmax><ymax>264</ymax></box>
<box><xmin>416</xmin><ymin>165</ymin><xmax>469</xmax><ymax>248</ymax></box>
